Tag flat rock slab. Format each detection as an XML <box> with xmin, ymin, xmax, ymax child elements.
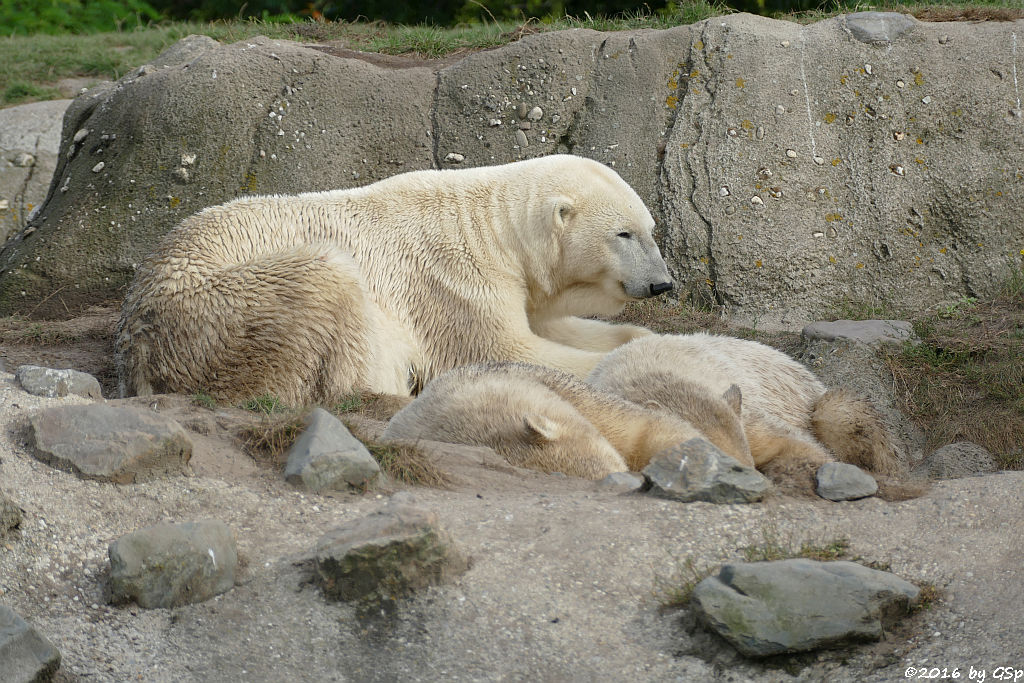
<box><xmin>315</xmin><ymin>493</ymin><xmax>470</xmax><ymax>602</ymax></box>
<box><xmin>0</xmin><ymin>604</ymin><xmax>62</xmax><ymax>683</ymax></box>
<box><xmin>109</xmin><ymin>520</ymin><xmax>237</xmax><ymax>609</ymax></box>
<box><xmin>15</xmin><ymin>364</ymin><xmax>102</xmax><ymax>399</ymax></box>
<box><xmin>642</xmin><ymin>438</ymin><xmax>771</xmax><ymax>504</ymax></box>
<box><xmin>285</xmin><ymin>407</ymin><xmax>380</xmax><ymax>491</ymax></box>
<box><xmin>693</xmin><ymin>559</ymin><xmax>920</xmax><ymax>657</ymax></box>
<box><xmin>1</xmin><ymin>489</ymin><xmax>22</xmax><ymax>536</ymax></box>
<box><xmin>802</xmin><ymin>320</ymin><xmax>916</xmax><ymax>346</ymax></box>
<box><xmin>29</xmin><ymin>404</ymin><xmax>192</xmax><ymax>484</ymax></box>
<box><xmin>816</xmin><ymin>462</ymin><xmax>878</xmax><ymax>501</ymax></box>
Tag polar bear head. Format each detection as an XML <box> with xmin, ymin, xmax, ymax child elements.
<box><xmin>524</xmin><ymin>156</ymin><xmax>673</xmax><ymax>318</ymax></box>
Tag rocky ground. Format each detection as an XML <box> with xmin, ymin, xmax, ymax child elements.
<box><xmin>1</xmin><ymin>308</ymin><xmax>1023</xmax><ymax>682</ymax></box>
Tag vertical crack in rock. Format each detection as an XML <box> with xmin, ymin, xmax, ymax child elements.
<box><xmin>690</xmin><ymin>21</ymin><xmax>724</xmax><ymax>306</ymax></box>
<box><xmin>14</xmin><ymin>134</ymin><xmax>41</xmax><ymax>227</ymax></box>
<box><xmin>429</xmin><ymin>70</ymin><xmax>442</xmax><ymax>169</ymax></box>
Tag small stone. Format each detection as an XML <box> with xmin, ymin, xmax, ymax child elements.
<box><xmin>15</xmin><ymin>365</ymin><xmax>102</xmax><ymax>399</ymax></box>
<box><xmin>775</xmin><ymin>105</ymin><xmax>786</xmax><ymax>115</ymax></box>
<box><xmin>757</xmin><ymin>166</ymin><xmax>772</xmax><ymax>178</ymax></box>
<box><xmin>315</xmin><ymin>498</ymin><xmax>471</xmax><ymax>602</ymax></box>
<box><xmin>893</xmin><ymin>131</ymin><xmax>905</xmax><ymax>140</ymax></box>
<box><xmin>896</xmin><ymin>79</ymin><xmax>905</xmax><ymax>88</ymax></box>
<box><xmin>813</xmin><ymin>156</ymin><xmax>825</xmax><ymax>165</ymax></box>
<box><xmin>719</xmin><ymin>186</ymin><xmax>730</xmax><ymax>197</ymax></box>
<box><xmin>780</xmin><ymin>40</ymin><xmax>790</xmax><ymax>47</ymax></box>
<box><xmin>444</xmin><ymin>152</ymin><xmax>465</xmax><ymax>164</ymax></box>
<box><xmin>890</xmin><ymin>164</ymin><xmax>905</xmax><ymax>176</ymax></box>
<box><xmin>921</xmin><ymin>95</ymin><xmax>932</xmax><ymax>104</ymax></box>
<box><xmin>864</xmin><ymin>63</ymin><xmax>873</xmax><ymax>75</ymax></box>
<box><xmin>0</xmin><ymin>606</ymin><xmax>62</xmax><ymax>681</ymax></box>
<box><xmin>750</xmin><ymin>195</ymin><xmax>764</xmax><ymax>206</ymax></box>
<box><xmin>938</xmin><ymin>34</ymin><xmax>949</xmax><ymax>45</ymax></box>
<box><xmin>912</xmin><ymin>441</ymin><xmax>998</xmax><ymax>480</ymax></box>
<box><xmin>786</xmin><ymin>149</ymin><xmax>797</xmax><ymax>158</ymax></box>
<box><xmin>551</xmin><ymin>114</ymin><xmax>560</xmax><ymax>123</ymax></box>
<box><xmin>693</xmin><ymin>559</ymin><xmax>920</xmax><ymax>657</ymax></box>
<box><xmin>727</xmin><ymin>127</ymin><xmax>738</xmax><ymax>137</ymax></box>
<box><xmin>598</xmin><ymin>472</ymin><xmax>644</xmax><ymax>492</ymax></box>
<box><xmin>768</xmin><ymin>187</ymin><xmax>783</xmax><ymax>198</ymax></box>
<box><xmin>755</xmin><ymin>126</ymin><xmax>765</xmax><ymax>140</ymax></box>
<box><xmin>516</xmin><ymin>102</ymin><xmax>530</xmax><ymax>119</ymax></box>
<box><xmin>527</xmin><ymin>106</ymin><xmax>543</xmax><ymax>121</ymax></box>
<box><xmin>13</xmin><ymin>153</ymin><xmax>35</xmax><ymax>168</ymax></box>
<box><xmin>724</xmin><ymin>205</ymin><xmax>736</xmax><ymax>216</ymax></box>
<box><xmin>816</xmin><ymin>462</ymin><xmax>878</xmax><ymax>501</ymax></box>
<box><xmin>109</xmin><ymin>520</ymin><xmax>237</xmax><ymax>609</ymax></box>
<box><xmin>91</xmin><ymin>161</ymin><xmax>105</xmax><ymax>173</ymax></box>
<box><xmin>488</xmin><ymin>118</ymin><xmax>501</xmax><ymax>127</ymax></box>
<box><xmin>518</xmin><ymin>121</ymin><xmax>531</xmax><ymax>130</ymax></box>
<box><xmin>1</xmin><ymin>489</ymin><xmax>21</xmax><ymax>537</ymax></box>
<box><xmin>73</xmin><ymin>128</ymin><xmax>90</xmax><ymax>143</ymax></box>
<box><xmin>642</xmin><ymin>438</ymin><xmax>771</xmax><ymax>504</ymax></box>
<box><xmin>285</xmin><ymin>407</ymin><xmax>381</xmax><ymax>491</ymax></box>
<box><xmin>30</xmin><ymin>404</ymin><xmax>192</xmax><ymax>484</ymax></box>
<box><xmin>515</xmin><ymin>129</ymin><xmax>529</xmax><ymax>148</ymax></box>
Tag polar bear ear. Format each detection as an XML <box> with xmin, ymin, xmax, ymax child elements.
<box><xmin>523</xmin><ymin>414</ymin><xmax>561</xmax><ymax>443</ymax></box>
<box><xmin>550</xmin><ymin>196</ymin><xmax>575</xmax><ymax>231</ymax></box>
<box><xmin>722</xmin><ymin>384</ymin><xmax>743</xmax><ymax>416</ymax></box>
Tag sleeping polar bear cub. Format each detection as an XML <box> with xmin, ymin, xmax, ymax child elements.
<box><xmin>116</xmin><ymin>155</ymin><xmax>673</xmax><ymax>405</ymax></box>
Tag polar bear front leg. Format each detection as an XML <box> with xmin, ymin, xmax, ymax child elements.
<box><xmin>530</xmin><ymin>316</ymin><xmax>653</xmax><ymax>353</ymax></box>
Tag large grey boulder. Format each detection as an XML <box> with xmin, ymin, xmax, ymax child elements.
<box><xmin>284</xmin><ymin>407</ymin><xmax>381</xmax><ymax>491</ymax></box>
<box><xmin>315</xmin><ymin>493</ymin><xmax>470</xmax><ymax>602</ymax></box>
<box><xmin>29</xmin><ymin>404</ymin><xmax>192</xmax><ymax>483</ymax></box>
<box><xmin>0</xmin><ymin>604</ymin><xmax>62</xmax><ymax>682</ymax></box>
<box><xmin>0</xmin><ymin>99</ymin><xmax>71</xmax><ymax>244</ymax></box>
<box><xmin>692</xmin><ymin>559</ymin><xmax>920</xmax><ymax>657</ymax></box>
<box><xmin>642</xmin><ymin>438</ymin><xmax>771</xmax><ymax>504</ymax></box>
<box><xmin>108</xmin><ymin>520</ymin><xmax>237</xmax><ymax>608</ymax></box>
<box><xmin>2</xmin><ymin>14</ymin><xmax>1022</xmax><ymax>323</ymax></box>
<box><xmin>15</xmin><ymin>364</ymin><xmax>102</xmax><ymax>399</ymax></box>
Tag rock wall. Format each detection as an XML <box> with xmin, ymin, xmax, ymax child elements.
<box><xmin>0</xmin><ymin>13</ymin><xmax>1022</xmax><ymax>324</ymax></box>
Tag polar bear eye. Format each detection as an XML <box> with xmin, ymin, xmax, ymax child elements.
<box><xmin>617</xmin><ymin>231</ymin><xmax>633</xmax><ymax>239</ymax></box>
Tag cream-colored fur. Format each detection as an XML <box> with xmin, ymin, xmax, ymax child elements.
<box><xmin>116</xmin><ymin>156</ymin><xmax>672</xmax><ymax>405</ymax></box>
<box><xmin>588</xmin><ymin>333</ymin><xmax>900</xmax><ymax>489</ymax></box>
<box><xmin>383</xmin><ymin>362</ymin><xmax>727</xmax><ymax>478</ymax></box>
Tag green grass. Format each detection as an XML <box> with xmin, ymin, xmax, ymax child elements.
<box><xmin>242</xmin><ymin>393</ymin><xmax>288</xmax><ymax>415</ymax></box>
<box><xmin>882</xmin><ymin>264</ymin><xmax>1024</xmax><ymax>468</ymax></box>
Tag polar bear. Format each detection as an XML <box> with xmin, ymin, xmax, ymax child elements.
<box><xmin>382</xmin><ymin>361</ymin><xmax>751</xmax><ymax>479</ymax></box>
<box><xmin>116</xmin><ymin>155</ymin><xmax>673</xmax><ymax>405</ymax></box>
<box><xmin>587</xmin><ymin>333</ymin><xmax>900</xmax><ymax>488</ymax></box>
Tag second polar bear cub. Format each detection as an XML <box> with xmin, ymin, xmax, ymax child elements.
<box><xmin>587</xmin><ymin>333</ymin><xmax>900</xmax><ymax>483</ymax></box>
<box><xmin>382</xmin><ymin>361</ymin><xmax>751</xmax><ymax>480</ymax></box>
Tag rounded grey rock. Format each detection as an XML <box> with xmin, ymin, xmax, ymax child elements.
<box><xmin>816</xmin><ymin>462</ymin><xmax>878</xmax><ymax>501</ymax></box>
<box><xmin>913</xmin><ymin>441</ymin><xmax>998</xmax><ymax>480</ymax></box>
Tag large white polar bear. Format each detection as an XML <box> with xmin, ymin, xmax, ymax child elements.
<box><xmin>116</xmin><ymin>155</ymin><xmax>672</xmax><ymax>405</ymax></box>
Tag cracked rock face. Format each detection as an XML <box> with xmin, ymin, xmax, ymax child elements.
<box><xmin>2</xmin><ymin>14</ymin><xmax>1022</xmax><ymax>323</ymax></box>
<box><xmin>0</xmin><ymin>99</ymin><xmax>70</xmax><ymax>244</ymax></box>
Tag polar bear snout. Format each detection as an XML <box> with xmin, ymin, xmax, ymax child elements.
<box><xmin>649</xmin><ymin>281</ymin><xmax>674</xmax><ymax>296</ymax></box>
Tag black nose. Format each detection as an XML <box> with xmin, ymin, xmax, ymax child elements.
<box><xmin>649</xmin><ymin>281</ymin><xmax>674</xmax><ymax>296</ymax></box>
